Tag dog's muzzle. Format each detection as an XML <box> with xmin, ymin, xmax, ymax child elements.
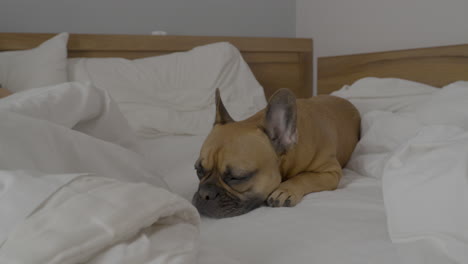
<box><xmin>192</xmin><ymin>184</ymin><xmax>263</xmax><ymax>218</ymax></box>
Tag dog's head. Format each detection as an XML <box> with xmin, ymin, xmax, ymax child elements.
<box><xmin>192</xmin><ymin>88</ymin><xmax>297</xmax><ymax>218</ymax></box>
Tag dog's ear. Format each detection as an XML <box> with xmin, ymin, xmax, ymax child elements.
<box><xmin>263</xmin><ymin>88</ymin><xmax>297</xmax><ymax>154</ymax></box>
<box><xmin>214</xmin><ymin>88</ymin><xmax>234</xmax><ymax>125</ymax></box>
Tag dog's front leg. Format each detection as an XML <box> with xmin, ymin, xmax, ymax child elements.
<box><xmin>266</xmin><ymin>165</ymin><xmax>342</xmax><ymax>207</ymax></box>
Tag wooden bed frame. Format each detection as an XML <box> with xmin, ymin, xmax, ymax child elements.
<box><xmin>318</xmin><ymin>43</ymin><xmax>468</xmax><ymax>94</ymax></box>
<box><xmin>0</xmin><ymin>33</ymin><xmax>313</xmax><ymax>99</ymax></box>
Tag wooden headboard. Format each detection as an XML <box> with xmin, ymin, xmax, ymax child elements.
<box><xmin>0</xmin><ymin>33</ymin><xmax>313</xmax><ymax>99</ymax></box>
<box><xmin>318</xmin><ymin>44</ymin><xmax>468</xmax><ymax>94</ymax></box>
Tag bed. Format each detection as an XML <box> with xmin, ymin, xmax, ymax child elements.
<box><xmin>1</xmin><ymin>33</ymin><xmax>467</xmax><ymax>264</ymax></box>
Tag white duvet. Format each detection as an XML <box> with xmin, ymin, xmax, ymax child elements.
<box><xmin>0</xmin><ymin>83</ymin><xmax>200</xmax><ymax>264</ymax></box>
<box><xmin>335</xmin><ymin>78</ymin><xmax>468</xmax><ymax>263</ymax></box>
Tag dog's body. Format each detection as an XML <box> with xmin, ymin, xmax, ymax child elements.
<box><xmin>193</xmin><ymin>89</ymin><xmax>360</xmax><ymax>218</ymax></box>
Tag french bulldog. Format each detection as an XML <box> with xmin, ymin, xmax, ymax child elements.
<box><xmin>192</xmin><ymin>88</ymin><xmax>360</xmax><ymax>218</ymax></box>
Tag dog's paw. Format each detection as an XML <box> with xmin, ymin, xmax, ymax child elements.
<box><xmin>266</xmin><ymin>185</ymin><xmax>303</xmax><ymax>207</ymax></box>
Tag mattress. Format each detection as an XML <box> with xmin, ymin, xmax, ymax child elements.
<box><xmin>138</xmin><ymin>135</ymin><xmax>400</xmax><ymax>264</ymax></box>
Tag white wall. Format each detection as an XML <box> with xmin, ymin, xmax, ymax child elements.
<box><xmin>297</xmin><ymin>0</ymin><xmax>468</xmax><ymax>57</ymax></box>
<box><xmin>1</xmin><ymin>0</ymin><xmax>295</xmax><ymax>37</ymax></box>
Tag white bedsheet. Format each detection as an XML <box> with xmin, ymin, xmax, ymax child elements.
<box><xmin>138</xmin><ymin>136</ymin><xmax>400</xmax><ymax>264</ymax></box>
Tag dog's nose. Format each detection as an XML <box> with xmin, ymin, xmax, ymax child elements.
<box><xmin>198</xmin><ymin>184</ymin><xmax>220</xmax><ymax>200</ymax></box>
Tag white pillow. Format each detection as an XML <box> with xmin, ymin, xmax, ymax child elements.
<box><xmin>68</xmin><ymin>42</ymin><xmax>267</xmax><ymax>137</ymax></box>
<box><xmin>332</xmin><ymin>77</ymin><xmax>439</xmax><ymax>115</ymax></box>
<box><xmin>403</xmin><ymin>81</ymin><xmax>468</xmax><ymax>131</ymax></box>
<box><xmin>0</xmin><ymin>33</ymin><xmax>69</xmax><ymax>92</ymax></box>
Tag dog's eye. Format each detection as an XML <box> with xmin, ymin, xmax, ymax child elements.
<box><xmin>224</xmin><ymin>170</ymin><xmax>256</xmax><ymax>185</ymax></box>
<box><xmin>195</xmin><ymin>165</ymin><xmax>205</xmax><ymax>179</ymax></box>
